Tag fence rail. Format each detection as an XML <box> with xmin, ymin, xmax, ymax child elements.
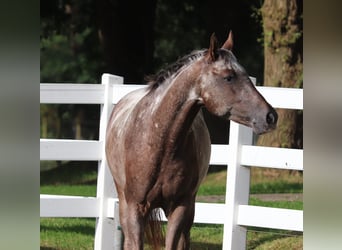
<box><xmin>40</xmin><ymin>73</ymin><xmax>303</xmax><ymax>249</ymax></box>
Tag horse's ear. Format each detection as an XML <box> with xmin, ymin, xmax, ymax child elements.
<box><xmin>207</xmin><ymin>33</ymin><xmax>219</xmax><ymax>62</ymax></box>
<box><xmin>221</xmin><ymin>30</ymin><xmax>233</xmax><ymax>51</ymax></box>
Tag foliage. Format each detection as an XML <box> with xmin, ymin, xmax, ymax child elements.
<box><xmin>41</xmin><ymin>28</ymin><xmax>104</xmax><ymax>83</ymax></box>
<box><xmin>40</xmin><ymin>1</ymin><xmax>104</xmax><ymax>143</ymax></box>
<box><xmin>153</xmin><ymin>0</ymin><xmax>207</xmax><ymax>70</ymax></box>
<box><xmin>41</xmin><ymin>0</ymin><xmax>104</xmax><ymax>83</ymax></box>
<box><xmin>40</xmin><ymin>0</ymin><xmax>272</xmax><ymax>140</ymax></box>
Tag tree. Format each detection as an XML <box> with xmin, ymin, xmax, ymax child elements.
<box><xmin>257</xmin><ymin>0</ymin><xmax>303</xmax><ymax>149</ymax></box>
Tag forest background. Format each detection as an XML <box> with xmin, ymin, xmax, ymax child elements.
<box><xmin>41</xmin><ymin>0</ymin><xmax>303</xmax><ymax>151</ymax></box>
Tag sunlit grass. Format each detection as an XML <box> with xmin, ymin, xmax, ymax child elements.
<box><xmin>40</xmin><ymin>218</ymin><xmax>95</xmax><ymax>250</ymax></box>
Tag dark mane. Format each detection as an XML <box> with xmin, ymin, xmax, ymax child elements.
<box><xmin>146</xmin><ymin>49</ymin><xmax>207</xmax><ymax>89</ymax></box>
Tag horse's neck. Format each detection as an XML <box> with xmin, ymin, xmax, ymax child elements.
<box><xmin>150</xmin><ymin>68</ymin><xmax>201</xmax><ymax>152</ymax></box>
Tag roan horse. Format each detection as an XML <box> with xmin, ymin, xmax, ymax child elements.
<box><xmin>106</xmin><ymin>31</ymin><xmax>277</xmax><ymax>250</ymax></box>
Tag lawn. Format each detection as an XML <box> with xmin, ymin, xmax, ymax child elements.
<box><xmin>40</xmin><ymin>162</ymin><xmax>303</xmax><ymax>249</ymax></box>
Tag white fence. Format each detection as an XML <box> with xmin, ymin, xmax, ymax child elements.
<box><xmin>40</xmin><ymin>73</ymin><xmax>303</xmax><ymax>250</ymax></box>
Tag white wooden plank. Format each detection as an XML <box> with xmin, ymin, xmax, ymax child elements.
<box><xmin>40</xmin><ymin>84</ymin><xmax>105</xmax><ymax>104</ymax></box>
<box><xmin>40</xmin><ymin>84</ymin><xmax>303</xmax><ymax>109</ymax></box>
<box><xmin>194</xmin><ymin>203</ymin><xmax>227</xmax><ymax>224</ymax></box>
<box><xmin>151</xmin><ymin>203</ymin><xmax>227</xmax><ymax>224</ymax></box>
<box><xmin>257</xmin><ymin>87</ymin><xmax>303</xmax><ymax>110</ymax></box>
<box><xmin>105</xmin><ymin>202</ymin><xmax>227</xmax><ymax>224</ymax></box>
<box><xmin>40</xmin><ymin>195</ymin><xmax>99</xmax><ymax>217</ymax></box>
<box><xmin>40</xmin><ymin>139</ymin><xmax>102</xmax><ymax>161</ymax></box>
<box><xmin>240</xmin><ymin>145</ymin><xmax>303</xmax><ymax>170</ymax></box>
<box><xmin>210</xmin><ymin>144</ymin><xmax>230</xmax><ymax>165</ymax></box>
<box><xmin>111</xmin><ymin>84</ymin><xmax>146</xmax><ymax>104</ymax></box>
<box><xmin>107</xmin><ymin>200</ymin><xmax>227</xmax><ymax>223</ymax></box>
<box><xmin>237</xmin><ymin>205</ymin><xmax>303</xmax><ymax>231</ymax></box>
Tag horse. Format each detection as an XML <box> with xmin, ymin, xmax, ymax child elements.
<box><xmin>105</xmin><ymin>31</ymin><xmax>277</xmax><ymax>250</ymax></box>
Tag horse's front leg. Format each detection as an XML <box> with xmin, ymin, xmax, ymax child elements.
<box><xmin>165</xmin><ymin>198</ymin><xmax>195</xmax><ymax>250</ymax></box>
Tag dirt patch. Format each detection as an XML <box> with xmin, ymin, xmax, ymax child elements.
<box><xmin>196</xmin><ymin>193</ymin><xmax>302</xmax><ymax>203</ymax></box>
<box><xmin>196</xmin><ymin>195</ymin><xmax>225</xmax><ymax>203</ymax></box>
<box><xmin>251</xmin><ymin>193</ymin><xmax>303</xmax><ymax>202</ymax></box>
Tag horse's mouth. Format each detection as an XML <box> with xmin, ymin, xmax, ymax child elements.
<box><xmin>225</xmin><ymin>113</ymin><xmax>276</xmax><ymax>135</ymax></box>
<box><xmin>251</xmin><ymin>120</ymin><xmax>277</xmax><ymax>135</ymax></box>
<box><xmin>225</xmin><ymin>113</ymin><xmax>252</xmax><ymax>128</ymax></box>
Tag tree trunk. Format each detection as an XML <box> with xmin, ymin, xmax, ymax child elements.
<box><xmin>257</xmin><ymin>0</ymin><xmax>303</xmax><ymax>149</ymax></box>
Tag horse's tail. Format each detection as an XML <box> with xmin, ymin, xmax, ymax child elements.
<box><xmin>145</xmin><ymin>208</ymin><xmax>164</xmax><ymax>250</ymax></box>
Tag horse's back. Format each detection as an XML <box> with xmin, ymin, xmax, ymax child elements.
<box><xmin>107</xmin><ymin>87</ymin><xmax>148</xmax><ymax>135</ymax></box>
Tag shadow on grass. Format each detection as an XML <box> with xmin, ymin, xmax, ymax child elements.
<box><xmin>191</xmin><ymin>242</ymin><xmax>222</xmax><ymax>250</ymax></box>
<box><xmin>247</xmin><ymin>232</ymin><xmax>284</xmax><ymax>250</ymax></box>
<box><xmin>41</xmin><ymin>161</ymin><xmax>97</xmax><ymax>185</ymax></box>
<box><xmin>247</xmin><ymin>227</ymin><xmax>302</xmax><ymax>250</ymax></box>
<box><xmin>145</xmin><ymin>242</ymin><xmax>222</xmax><ymax>250</ymax></box>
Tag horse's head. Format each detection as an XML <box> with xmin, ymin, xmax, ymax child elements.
<box><xmin>197</xmin><ymin>31</ymin><xmax>277</xmax><ymax>134</ymax></box>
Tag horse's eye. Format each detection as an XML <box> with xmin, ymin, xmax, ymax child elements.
<box><xmin>224</xmin><ymin>74</ymin><xmax>235</xmax><ymax>82</ymax></box>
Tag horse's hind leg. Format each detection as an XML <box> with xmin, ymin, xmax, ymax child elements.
<box><xmin>118</xmin><ymin>196</ymin><xmax>145</xmax><ymax>250</ymax></box>
<box><xmin>165</xmin><ymin>199</ymin><xmax>195</xmax><ymax>250</ymax></box>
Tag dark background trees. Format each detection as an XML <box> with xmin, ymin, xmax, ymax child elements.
<box><xmin>40</xmin><ymin>0</ymin><xmax>302</xmax><ymax>148</ymax></box>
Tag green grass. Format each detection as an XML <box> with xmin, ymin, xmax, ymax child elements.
<box><xmin>40</xmin><ymin>185</ymin><xmax>96</xmax><ymax>197</ymax></box>
<box><xmin>41</xmin><ymin>163</ymin><xmax>303</xmax><ymax>249</ymax></box>
<box><xmin>191</xmin><ymin>224</ymin><xmax>223</xmax><ymax>249</ymax></box>
<box><xmin>249</xmin><ymin>197</ymin><xmax>303</xmax><ymax>210</ymax></box>
<box><xmin>41</xmin><ymin>218</ymin><xmax>95</xmax><ymax>250</ymax></box>
<box><xmin>250</xmin><ymin>181</ymin><xmax>302</xmax><ymax>194</ymax></box>
<box><xmin>197</xmin><ymin>169</ymin><xmax>227</xmax><ymax>196</ymax></box>
<box><xmin>197</xmin><ymin>168</ymin><xmax>303</xmax><ymax>197</ymax></box>
<box><xmin>40</xmin><ymin>217</ymin><xmax>302</xmax><ymax>250</ymax></box>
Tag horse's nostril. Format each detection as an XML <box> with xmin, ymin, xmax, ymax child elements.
<box><xmin>266</xmin><ymin>111</ymin><xmax>277</xmax><ymax>125</ymax></box>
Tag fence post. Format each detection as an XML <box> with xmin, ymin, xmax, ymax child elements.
<box><xmin>113</xmin><ymin>201</ymin><xmax>123</xmax><ymax>250</ymax></box>
<box><xmin>222</xmin><ymin>77</ymin><xmax>256</xmax><ymax>250</ymax></box>
<box><xmin>223</xmin><ymin>122</ymin><xmax>253</xmax><ymax>250</ymax></box>
<box><xmin>94</xmin><ymin>74</ymin><xmax>123</xmax><ymax>250</ymax></box>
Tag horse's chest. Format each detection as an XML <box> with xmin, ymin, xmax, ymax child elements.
<box><xmin>159</xmin><ymin>125</ymin><xmax>211</xmax><ymax>199</ymax></box>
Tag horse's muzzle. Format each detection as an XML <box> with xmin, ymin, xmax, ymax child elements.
<box><xmin>255</xmin><ymin>109</ymin><xmax>278</xmax><ymax>135</ymax></box>
<box><xmin>266</xmin><ymin>110</ymin><xmax>278</xmax><ymax>126</ymax></box>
